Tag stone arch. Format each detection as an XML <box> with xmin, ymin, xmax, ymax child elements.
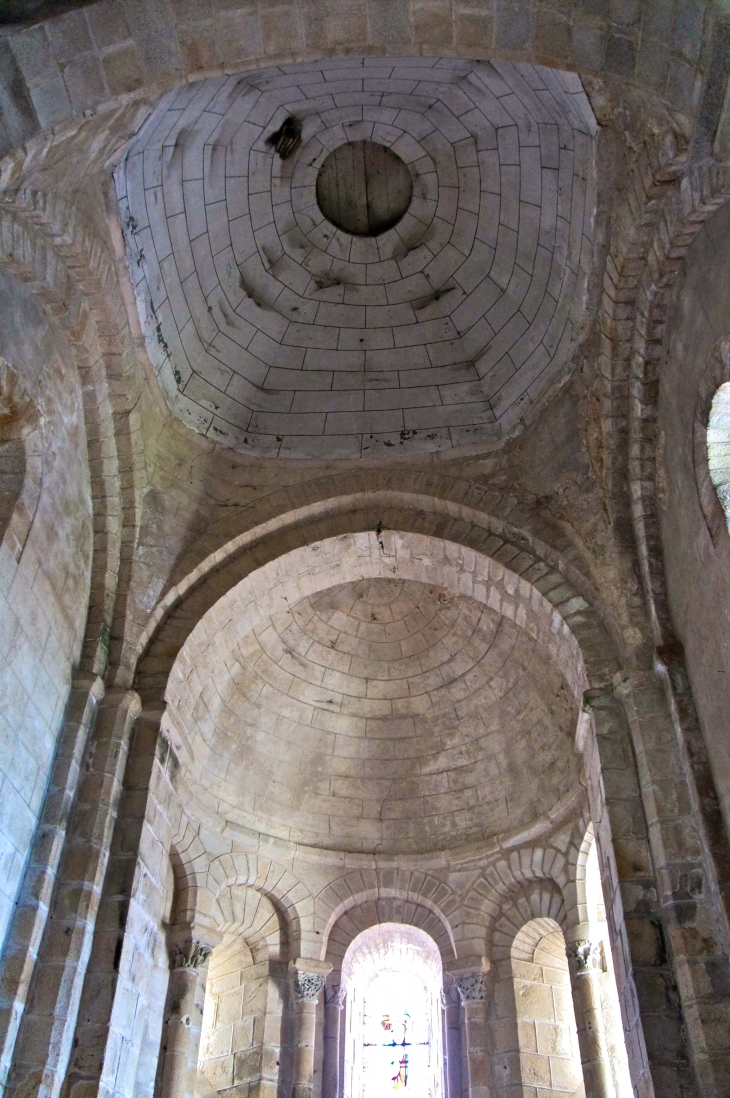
<box><xmin>326</xmin><ymin>898</ymin><xmax>454</xmax><ymax>971</ymax></box>
<box><xmin>206</xmin><ymin>853</ymin><xmax>312</xmax><ymax>959</ymax></box>
<box><xmin>460</xmin><ymin>831</ymin><xmax>587</xmax><ymax>963</ymax></box>
<box><xmin>601</xmin><ymin>151</ymin><xmax>730</xmax><ymax>938</ymax></box>
<box><xmin>623</xmin><ymin>162</ymin><xmax>730</xmax><ymax>649</ymax></box>
<box><xmin>134</xmin><ymin>517</ymin><xmax>619</xmax><ymax>718</ymax></box>
<box><xmin>489</xmin><ymin>879</ymin><xmax>569</xmax><ymax>964</ymax></box>
<box><xmin>161</xmin><ymin>528</ymin><xmax>590</xmax><ymax>694</ymax></box>
<box><xmin>165</xmin><ymin>835</ymin><xmax>312</xmax><ymax>959</ymax></box>
<box><xmin>0</xmin><ymin>193</ymin><xmax>133</xmax><ymax>676</ymax></box>
<box><xmin>510</xmin><ymin>915</ymin><xmax>566</xmax><ymax>963</ymax></box>
<box><xmin>318</xmin><ymin>870</ymin><xmax>459</xmax><ymax>969</ymax></box>
<box><xmin>161</xmin><ymin>474</ymin><xmax>599</xmax><ymax>603</ymax></box>
<box><xmin>0</xmin><ymin>0</ymin><xmax>713</xmax><ymax>194</ymax></box>
<box><xmin>159</xmin><ymin>528</ymin><xmax>595</xmax><ymax>858</ymax></box>
<box><xmin>136</xmin><ymin>515</ymin><xmax>646</xmax><ymax>1084</ymax></box>
<box><xmin>213</xmin><ymin>886</ymin><xmax>287</xmax><ymax>964</ymax></box>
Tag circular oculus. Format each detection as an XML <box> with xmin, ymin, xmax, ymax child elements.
<box><xmin>316</xmin><ymin>140</ymin><xmax>414</xmax><ymax>237</ymax></box>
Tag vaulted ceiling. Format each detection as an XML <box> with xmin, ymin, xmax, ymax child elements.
<box><xmin>117</xmin><ymin>56</ymin><xmax>596</xmax><ymax>459</ymax></box>
<box><xmin>166</xmin><ymin>577</ymin><xmax>579</xmax><ymax>854</ymax></box>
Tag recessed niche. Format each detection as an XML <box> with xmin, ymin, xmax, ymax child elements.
<box><xmin>315</xmin><ymin>140</ymin><xmax>413</xmax><ymax>237</ymax></box>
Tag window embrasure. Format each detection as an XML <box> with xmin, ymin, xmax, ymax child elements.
<box><xmin>707</xmin><ymin>381</ymin><xmax>730</xmax><ymax>528</ymax></box>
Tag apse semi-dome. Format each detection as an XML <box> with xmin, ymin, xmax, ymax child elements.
<box><xmin>117</xmin><ymin>57</ymin><xmax>596</xmax><ymax>459</ymax></box>
<box><xmin>165</xmin><ymin>578</ymin><xmax>580</xmax><ymax>854</ymax></box>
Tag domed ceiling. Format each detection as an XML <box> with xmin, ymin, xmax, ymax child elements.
<box><xmin>166</xmin><ymin>578</ymin><xmax>579</xmax><ymax>854</ymax></box>
<box><xmin>117</xmin><ymin>57</ymin><xmax>596</xmax><ymax>459</ymax></box>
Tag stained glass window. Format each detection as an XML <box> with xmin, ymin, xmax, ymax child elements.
<box><xmin>362</xmin><ymin>972</ymin><xmax>435</xmax><ymax>1096</ymax></box>
<box><xmin>341</xmin><ymin>924</ymin><xmax>443</xmax><ymax>1098</ymax></box>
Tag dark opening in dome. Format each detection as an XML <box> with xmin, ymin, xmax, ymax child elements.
<box><xmin>316</xmin><ymin>140</ymin><xmax>413</xmax><ymax>237</ymax></box>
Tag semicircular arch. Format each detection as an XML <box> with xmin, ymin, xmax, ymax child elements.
<box><xmin>319</xmin><ymin>871</ymin><xmax>458</xmax><ymax>969</ymax></box>
<box><xmin>211</xmin><ymin>885</ymin><xmax>287</xmax><ymax>963</ymax></box>
<box><xmin>134</xmin><ymin>519</ymin><xmax>617</xmax><ymax>723</ymax></box>
<box><xmin>460</xmin><ymin>825</ymin><xmax>588</xmax><ymax>963</ymax></box>
<box><xmin>169</xmin><ymin>848</ymin><xmax>312</xmax><ymax>959</ymax></box>
<box><xmin>490</xmin><ymin>880</ymin><xmax>568</xmax><ymax>965</ymax></box>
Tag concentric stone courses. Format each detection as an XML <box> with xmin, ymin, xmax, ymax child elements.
<box><xmin>117</xmin><ymin>57</ymin><xmax>596</xmax><ymax>458</ymax></box>
<box><xmin>166</xmin><ymin>577</ymin><xmax>579</xmax><ymax>853</ymax></box>
<box><xmin>6</xmin><ymin>3</ymin><xmax>730</xmax><ymax>1096</ymax></box>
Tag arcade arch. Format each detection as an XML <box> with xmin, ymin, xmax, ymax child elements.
<box><xmin>5</xmin><ymin>504</ymin><xmax>710</xmax><ymax>1098</ymax></box>
<box><xmin>1</xmin><ymin>6</ymin><xmax>730</xmax><ymax>1098</ymax></box>
<box><xmin>93</xmin><ymin>525</ymin><xmax>644</xmax><ymax>1098</ymax></box>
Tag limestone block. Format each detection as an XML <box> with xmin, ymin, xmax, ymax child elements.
<box><xmin>117</xmin><ymin>57</ymin><xmax>596</xmax><ymax>458</ymax></box>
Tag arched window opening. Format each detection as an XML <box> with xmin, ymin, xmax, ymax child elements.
<box><xmin>342</xmin><ymin>924</ymin><xmax>444</xmax><ymax>1098</ymax></box>
<box><xmin>707</xmin><ymin>381</ymin><xmax>730</xmax><ymax>528</ymax></box>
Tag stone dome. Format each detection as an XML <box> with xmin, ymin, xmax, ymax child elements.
<box><xmin>167</xmin><ymin>578</ymin><xmax>579</xmax><ymax>853</ymax></box>
<box><xmin>117</xmin><ymin>56</ymin><xmax>596</xmax><ymax>459</ymax></box>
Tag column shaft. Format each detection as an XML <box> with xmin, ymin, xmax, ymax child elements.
<box><xmin>5</xmin><ymin>689</ymin><xmax>140</xmax><ymax>1098</ymax></box>
<box><xmin>160</xmin><ymin>969</ymin><xmax>199</xmax><ymax>1098</ymax></box>
<box><xmin>462</xmin><ymin>1002</ymin><xmax>489</xmax><ymax>1098</ymax></box>
<box><xmin>323</xmin><ymin>985</ymin><xmax>344</xmax><ymax>1098</ymax></box>
<box><xmin>159</xmin><ymin>939</ymin><xmax>212</xmax><ymax>1098</ymax></box>
<box><xmin>566</xmin><ymin>943</ymin><xmax>612</xmax><ymax>1098</ymax></box>
<box><xmin>454</xmin><ymin>972</ymin><xmax>490</xmax><ymax>1098</ymax></box>
<box><xmin>584</xmin><ymin>693</ymin><xmax>690</xmax><ymax>1097</ymax></box>
<box><xmin>441</xmin><ymin>987</ymin><xmax>463</xmax><ymax>1098</ymax></box>
<box><xmin>293</xmin><ymin>1002</ymin><xmax>318</xmax><ymax>1098</ymax></box>
<box><xmin>291</xmin><ymin>966</ymin><xmax>329</xmax><ymax>1098</ymax></box>
<box><xmin>619</xmin><ymin>672</ymin><xmax>730</xmax><ymax>1097</ymax></box>
<box><xmin>65</xmin><ymin>709</ymin><xmax>179</xmax><ymax>1098</ymax></box>
<box><xmin>0</xmin><ymin>674</ymin><xmax>103</xmax><ymax>1091</ymax></box>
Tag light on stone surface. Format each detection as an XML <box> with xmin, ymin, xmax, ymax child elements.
<box><xmin>342</xmin><ymin>924</ymin><xmax>443</xmax><ymax>1098</ymax></box>
<box><xmin>707</xmin><ymin>381</ymin><xmax>730</xmax><ymax>528</ymax></box>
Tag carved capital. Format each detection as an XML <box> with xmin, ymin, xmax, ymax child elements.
<box><xmin>293</xmin><ymin>971</ymin><xmax>327</xmax><ymax>1004</ymax></box>
<box><xmin>170</xmin><ymin>938</ymin><xmax>213</xmax><ymax>971</ymax></box>
<box><xmin>454</xmin><ymin>971</ymin><xmax>488</xmax><ymax>1003</ymax></box>
<box><xmin>324</xmin><ymin>983</ymin><xmax>346</xmax><ymax>1009</ymax></box>
<box><xmin>565</xmin><ymin>939</ymin><xmax>605</xmax><ymax>975</ymax></box>
<box><xmin>440</xmin><ymin>985</ymin><xmax>460</xmax><ymax>1009</ymax></box>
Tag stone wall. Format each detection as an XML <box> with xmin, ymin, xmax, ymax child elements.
<box><xmin>199</xmin><ymin>944</ymin><xmax>287</xmax><ymax>1098</ymax></box>
<box><xmin>0</xmin><ymin>3</ymin><xmax>729</xmax><ymax>1094</ymax></box>
<box><xmin>660</xmin><ymin>197</ymin><xmax>730</xmax><ymax>836</ymax></box>
<box><xmin>492</xmin><ymin>921</ymin><xmax>583</xmax><ymax>1098</ymax></box>
<box><xmin>0</xmin><ymin>0</ymin><xmax>716</xmax><ymax>173</ymax></box>
<box><xmin>0</xmin><ymin>267</ymin><xmax>92</xmax><ymax>952</ymax></box>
